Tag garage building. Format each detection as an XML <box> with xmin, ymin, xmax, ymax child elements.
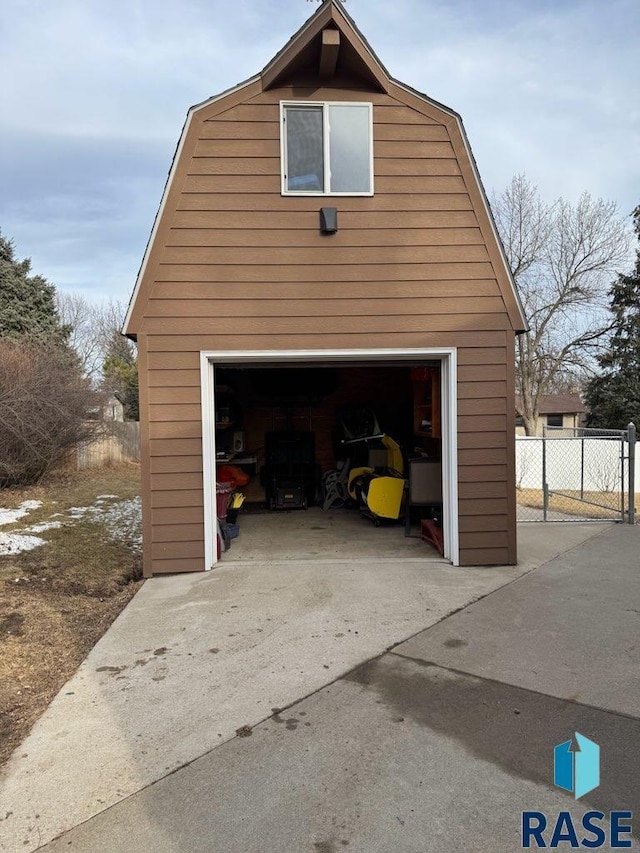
<box><xmin>124</xmin><ymin>0</ymin><xmax>527</xmax><ymax>577</ymax></box>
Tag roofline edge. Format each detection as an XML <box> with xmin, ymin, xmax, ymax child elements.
<box><xmin>122</xmin><ymin>75</ymin><xmax>261</xmax><ymax>335</ymax></box>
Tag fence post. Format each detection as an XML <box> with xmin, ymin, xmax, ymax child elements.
<box><xmin>542</xmin><ymin>434</ymin><xmax>548</xmax><ymax>521</ymax></box>
<box><xmin>629</xmin><ymin>422</ymin><xmax>636</xmax><ymax>525</ymax></box>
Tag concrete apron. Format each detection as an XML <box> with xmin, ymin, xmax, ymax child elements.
<box><xmin>0</xmin><ymin>522</ymin><xmax>610</xmax><ymax>852</ymax></box>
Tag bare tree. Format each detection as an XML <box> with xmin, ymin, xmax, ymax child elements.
<box><xmin>55</xmin><ymin>295</ymin><xmax>135</xmax><ymax>383</ymax></box>
<box><xmin>493</xmin><ymin>175</ymin><xmax>631</xmax><ymax>435</ymax></box>
<box><xmin>55</xmin><ymin>292</ymin><xmax>103</xmax><ymax>378</ymax></box>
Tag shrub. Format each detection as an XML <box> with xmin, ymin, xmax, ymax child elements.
<box><xmin>0</xmin><ymin>337</ymin><xmax>101</xmax><ymax>486</ymax></box>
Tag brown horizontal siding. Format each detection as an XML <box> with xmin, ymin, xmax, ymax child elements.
<box><xmin>182</xmin><ymin>175</ymin><xmax>467</xmax><ymax>195</ymax></box>
<box><xmin>458</xmin><ymin>448</ymin><xmax>508</xmax><ymax>466</ymax></box>
<box><xmin>193</xmin><ymin>139</ymin><xmax>281</xmax><ymax>158</ymax></box>
<box><xmin>460</xmin><ymin>531</ymin><xmax>510</xmax><ymax>550</ymax></box>
<box><xmin>149</xmin><ymin>421</ymin><xmax>202</xmax><ymax>440</ymax></box>
<box><xmin>457</xmin><ymin>348</ymin><xmax>507</xmax><ymax>366</ymax></box>
<box><xmin>200</xmin><ymin>109</ymin><xmax>455</xmax><ymax>141</ymax></box>
<box><xmin>152</xmin><ymin>506</ymin><xmax>204</xmax><ymax>525</ymax></box>
<box><xmin>375</xmin><ymin>142</ymin><xmax>458</xmax><ymax>160</ymax></box>
<box><xmin>199</xmin><ymin>119</ymin><xmax>280</xmax><ymax>139</ymax></box>
<box><xmin>152</xmin><ymin>280</ymin><xmax>501</xmax><ymax>300</ymax></box>
<box><xmin>457</xmin><ymin>381</ymin><xmax>507</xmax><ymax>399</ymax></box>
<box><xmin>149</xmin><ymin>558</ymin><xmax>205</xmax><ymax>573</ymax></box>
<box><xmin>459</xmin><ymin>548</ymin><xmax>510</xmax><ymax>567</ymax></box>
<box><xmin>154</xmin><ymin>262</ymin><xmax>495</xmax><ymax>283</ymax></box>
<box><xmin>148</xmin><ymin>369</ymin><xmax>201</xmax><ymax>387</ymax></box>
<box><xmin>153</xmin><ymin>524</ymin><xmax>204</xmax><ymax>543</ymax></box>
<box><xmin>201</xmin><ymin>104</ymin><xmax>279</xmax><ymax>125</ymax></box>
<box><xmin>457</xmin><ymin>431</ymin><xmax>509</xmax><ymax>449</ymax></box>
<box><xmin>376</xmin><ymin>159</ymin><xmax>460</xmax><ymax>177</ymax></box>
<box><xmin>458</xmin><ymin>481</ymin><xmax>509</xmax><ymax>499</ymax></box>
<box><xmin>151</xmin><ymin>489</ymin><xmax>203</xmax><ymax>508</ymax></box>
<box><xmin>151</xmin><ymin>472</ymin><xmax>203</xmax><ymax>491</ymax></box>
<box><xmin>149</xmin><ymin>438</ymin><xmax>202</xmax><ymax>456</ymax></box>
<box><xmin>189</xmin><ymin>158</ymin><xmax>280</xmax><ymax>177</ymax></box>
<box><xmin>458</xmin><ymin>465</ymin><xmax>507</xmax><ymax>483</ymax></box>
<box><xmin>152</xmin><ymin>541</ymin><xmax>204</xmax><ymax>560</ymax></box>
<box><xmin>178</xmin><ymin>194</ymin><xmax>474</xmax><ymax>212</ymax></box>
<box><xmin>458</xmin><ymin>397</ymin><xmax>507</xmax><ymax>416</ymax></box>
<box><xmin>145</xmin><ymin>331</ymin><xmax>509</xmax><ymax>351</ymax></box>
<box><xmin>160</xmin><ymin>245</ymin><xmax>490</xmax><ymax>266</ymax></box>
<box><xmin>457</xmin><ymin>364</ymin><xmax>507</xmax><ymax>382</ymax></box>
<box><xmin>193</xmin><ymin>140</ymin><xmax>456</xmax><ymax>161</ymax></box>
<box><xmin>455</xmin><ymin>335</ymin><xmax>512</xmax><ymax>561</ymax></box>
<box><xmin>370</xmin><ymin>107</ymin><xmax>441</xmax><ymax>125</ymax></box>
<box><xmin>147</xmin><ymin>352</ymin><xmax>200</xmax><ymax>370</ymax></box>
<box><xmin>149</xmin><ymin>403</ymin><xmax>201</xmax><ymax>422</ymax></box>
<box><xmin>202</xmin><ymin>103</ymin><xmax>440</xmax><ymax>126</ymax></box>
<box><xmin>150</xmin><ymin>455</ymin><xmax>202</xmax><ymax>474</ymax></box>
<box><xmin>165</xmin><ymin>227</ymin><xmax>484</xmax><ymax>248</ymax></box>
<box><xmin>145</xmin><ymin>297</ymin><xmax>506</xmax><ymax>319</ymax></box>
<box><xmin>141</xmin><ymin>315</ymin><xmax>512</xmax><ymax>337</ymax></box>
<box><xmin>149</xmin><ymin>386</ymin><xmax>200</xmax><ymax>405</ymax></box>
<box><xmin>200</xmin><ymin>118</ymin><xmax>450</xmax><ymax>141</ymax></box>
<box><xmin>458</xmin><ymin>498</ymin><xmax>510</xmax><ymax>516</ymax></box>
<box><xmin>458</xmin><ymin>515</ymin><xmax>508</xmax><ymax>533</ymax></box>
<box><xmin>171</xmin><ymin>210</ymin><xmax>480</xmax><ymax>230</ymax></box>
<box><xmin>375</xmin><ymin>124</ymin><xmax>450</xmax><ymax>141</ymax></box>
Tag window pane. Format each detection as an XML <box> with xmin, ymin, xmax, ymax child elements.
<box><xmin>328</xmin><ymin>105</ymin><xmax>371</xmax><ymax>193</ymax></box>
<box><xmin>285</xmin><ymin>107</ymin><xmax>324</xmax><ymax>192</ymax></box>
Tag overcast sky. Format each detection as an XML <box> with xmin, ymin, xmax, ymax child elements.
<box><xmin>1</xmin><ymin>0</ymin><xmax>638</xmax><ymax>307</ymax></box>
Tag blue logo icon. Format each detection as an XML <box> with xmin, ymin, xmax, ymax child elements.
<box><xmin>554</xmin><ymin>733</ymin><xmax>599</xmax><ymax>799</ymax></box>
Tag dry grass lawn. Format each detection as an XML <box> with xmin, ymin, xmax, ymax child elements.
<box><xmin>0</xmin><ymin>464</ymin><xmax>142</xmax><ymax>767</ymax></box>
<box><xmin>516</xmin><ymin>487</ymin><xmax>639</xmax><ymax>519</ymax></box>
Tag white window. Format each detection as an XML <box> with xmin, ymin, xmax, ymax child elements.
<box><xmin>281</xmin><ymin>102</ymin><xmax>373</xmax><ymax>196</ymax></box>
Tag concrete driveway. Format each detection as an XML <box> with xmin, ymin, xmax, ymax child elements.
<box><xmin>0</xmin><ymin>522</ymin><xmax>621</xmax><ymax>852</ymax></box>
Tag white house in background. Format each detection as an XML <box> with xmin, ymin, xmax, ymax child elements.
<box><xmin>516</xmin><ymin>394</ymin><xmax>586</xmax><ymax>436</ymax></box>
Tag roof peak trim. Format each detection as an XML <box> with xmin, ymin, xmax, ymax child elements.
<box><xmin>261</xmin><ymin>0</ymin><xmax>389</xmax><ymax>92</ymax></box>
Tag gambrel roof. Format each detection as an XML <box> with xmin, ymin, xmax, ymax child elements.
<box><xmin>124</xmin><ymin>0</ymin><xmax>527</xmax><ymax>336</ymax></box>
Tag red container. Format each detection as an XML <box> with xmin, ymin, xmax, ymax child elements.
<box><xmin>216</xmin><ymin>482</ymin><xmax>234</xmax><ymax>519</ymax></box>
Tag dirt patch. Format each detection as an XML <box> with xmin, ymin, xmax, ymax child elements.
<box><xmin>0</xmin><ymin>464</ymin><xmax>142</xmax><ymax>767</ymax></box>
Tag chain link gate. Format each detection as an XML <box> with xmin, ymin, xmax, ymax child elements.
<box><xmin>516</xmin><ymin>422</ymin><xmax>637</xmax><ymax>523</ymax></box>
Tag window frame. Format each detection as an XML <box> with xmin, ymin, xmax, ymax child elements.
<box><xmin>546</xmin><ymin>413</ymin><xmax>564</xmax><ymax>428</ymax></box>
<box><xmin>280</xmin><ymin>100</ymin><xmax>374</xmax><ymax>197</ymax></box>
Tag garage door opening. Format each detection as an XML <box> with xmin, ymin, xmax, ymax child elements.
<box><xmin>201</xmin><ymin>349</ymin><xmax>459</xmax><ymax>568</ymax></box>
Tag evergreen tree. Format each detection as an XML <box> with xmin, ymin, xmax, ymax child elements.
<box><xmin>0</xmin><ymin>233</ymin><xmax>70</xmax><ymax>341</ymax></box>
<box><xmin>584</xmin><ymin>206</ymin><xmax>640</xmax><ymax>429</ymax></box>
<box><xmin>103</xmin><ymin>329</ymin><xmax>139</xmax><ymax>420</ymax></box>
<box><xmin>0</xmin><ymin>233</ymin><xmax>99</xmax><ymax>485</ymax></box>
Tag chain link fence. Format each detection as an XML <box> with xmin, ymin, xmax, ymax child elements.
<box><xmin>516</xmin><ymin>423</ymin><xmax>637</xmax><ymax>522</ymax></box>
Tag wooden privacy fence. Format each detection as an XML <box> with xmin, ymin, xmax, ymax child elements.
<box><xmin>77</xmin><ymin>422</ymin><xmax>140</xmax><ymax>470</ymax></box>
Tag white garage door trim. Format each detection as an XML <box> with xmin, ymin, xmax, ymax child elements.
<box><xmin>200</xmin><ymin>348</ymin><xmax>459</xmax><ymax>569</ymax></box>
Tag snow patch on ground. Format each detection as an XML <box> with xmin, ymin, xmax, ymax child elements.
<box><xmin>0</xmin><ymin>532</ymin><xmax>46</xmax><ymax>555</ymax></box>
<box><xmin>0</xmin><ymin>500</ymin><xmax>43</xmax><ymax>527</ymax></box>
<box><xmin>24</xmin><ymin>521</ymin><xmax>65</xmax><ymax>534</ymax></box>
<box><xmin>68</xmin><ymin>507</ymin><xmax>90</xmax><ymax>517</ymax></box>
<box><xmin>75</xmin><ymin>498</ymin><xmax>142</xmax><ymax>551</ymax></box>
<box><xmin>0</xmin><ymin>496</ymin><xmax>142</xmax><ymax>556</ymax></box>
